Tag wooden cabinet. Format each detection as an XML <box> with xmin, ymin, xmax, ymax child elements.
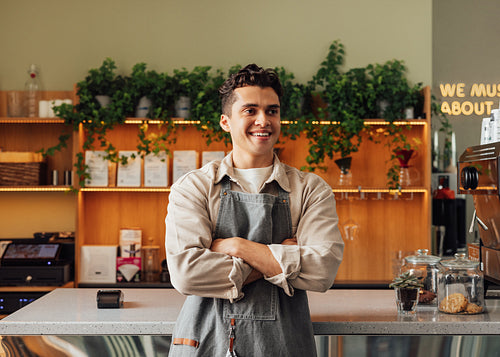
<box><xmin>277</xmin><ymin>87</ymin><xmax>431</xmax><ymax>283</ymax></box>
<box><xmin>1</xmin><ymin>87</ymin><xmax>431</xmax><ymax>286</ymax></box>
<box><xmin>0</xmin><ymin>90</ymin><xmax>77</xmax><ymax>239</ymax></box>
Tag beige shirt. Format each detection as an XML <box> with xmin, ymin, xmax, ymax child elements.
<box><xmin>165</xmin><ymin>152</ymin><xmax>344</xmax><ymax>301</ymax></box>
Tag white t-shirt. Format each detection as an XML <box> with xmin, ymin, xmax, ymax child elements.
<box><xmin>233</xmin><ymin>166</ymin><xmax>273</xmax><ymax>193</ymax></box>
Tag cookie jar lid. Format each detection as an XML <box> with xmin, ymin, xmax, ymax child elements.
<box><xmin>404</xmin><ymin>249</ymin><xmax>441</xmax><ymax>265</ymax></box>
<box><xmin>440</xmin><ymin>253</ymin><xmax>479</xmax><ymax>269</ymax></box>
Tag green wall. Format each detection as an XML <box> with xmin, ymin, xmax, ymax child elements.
<box><xmin>0</xmin><ymin>0</ymin><xmax>432</xmax><ymax>90</ymax></box>
<box><xmin>0</xmin><ymin>0</ymin><xmax>432</xmax><ymax>238</ymax></box>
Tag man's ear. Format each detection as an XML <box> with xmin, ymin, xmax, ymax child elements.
<box><xmin>220</xmin><ymin>114</ymin><xmax>231</xmax><ymax>132</ymax></box>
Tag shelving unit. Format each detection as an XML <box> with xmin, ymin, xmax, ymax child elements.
<box><xmin>0</xmin><ymin>91</ymin><xmax>77</xmax><ymax>316</ymax></box>
<box><xmin>0</xmin><ymin>86</ymin><xmax>431</xmax><ymax>287</ymax></box>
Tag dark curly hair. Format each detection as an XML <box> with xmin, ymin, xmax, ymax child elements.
<box><xmin>219</xmin><ymin>64</ymin><xmax>283</xmax><ymax>116</ymax></box>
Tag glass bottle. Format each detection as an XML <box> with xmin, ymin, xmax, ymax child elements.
<box><xmin>25</xmin><ymin>64</ymin><xmax>40</xmax><ymax>117</ymax></box>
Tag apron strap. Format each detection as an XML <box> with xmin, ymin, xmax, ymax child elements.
<box><xmin>220</xmin><ymin>175</ymin><xmax>231</xmax><ymax>197</ymax></box>
<box><xmin>277</xmin><ymin>184</ymin><xmax>289</xmax><ymax>203</ymax></box>
<box><xmin>220</xmin><ymin>174</ymin><xmax>289</xmax><ymax>201</ymax></box>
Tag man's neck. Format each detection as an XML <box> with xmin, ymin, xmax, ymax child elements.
<box><xmin>232</xmin><ymin>151</ymin><xmax>274</xmax><ymax>169</ymax></box>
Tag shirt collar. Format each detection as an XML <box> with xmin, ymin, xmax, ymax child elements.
<box><xmin>215</xmin><ymin>151</ymin><xmax>291</xmax><ymax>193</ymax></box>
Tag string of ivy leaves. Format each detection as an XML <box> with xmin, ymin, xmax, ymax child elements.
<box><xmin>42</xmin><ymin>59</ymin><xmax>177</xmax><ymax>189</ymax></box>
<box><xmin>40</xmin><ymin>45</ymin><xmax>446</xmax><ymax>190</ymax></box>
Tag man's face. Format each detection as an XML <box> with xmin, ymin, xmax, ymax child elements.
<box><xmin>220</xmin><ymin>86</ymin><xmax>281</xmax><ymax>168</ymax></box>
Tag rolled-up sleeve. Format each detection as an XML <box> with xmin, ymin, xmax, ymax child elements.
<box><xmin>165</xmin><ymin>172</ymin><xmax>252</xmax><ymax>301</ymax></box>
<box><xmin>265</xmin><ymin>175</ymin><xmax>344</xmax><ymax>295</ymax></box>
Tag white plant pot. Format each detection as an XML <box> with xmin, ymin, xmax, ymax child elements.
<box><xmin>95</xmin><ymin>95</ymin><xmax>111</xmax><ymax>108</ymax></box>
<box><xmin>135</xmin><ymin>96</ymin><xmax>152</xmax><ymax>117</ymax></box>
<box><xmin>175</xmin><ymin>96</ymin><xmax>191</xmax><ymax>118</ymax></box>
<box><xmin>404</xmin><ymin>107</ymin><xmax>414</xmax><ymax>119</ymax></box>
<box><xmin>378</xmin><ymin>100</ymin><xmax>389</xmax><ymax>118</ymax></box>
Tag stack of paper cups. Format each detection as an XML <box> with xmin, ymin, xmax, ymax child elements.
<box><xmin>39</xmin><ymin>101</ymin><xmax>50</xmax><ymax>118</ymax></box>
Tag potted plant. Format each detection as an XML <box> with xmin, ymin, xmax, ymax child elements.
<box><xmin>274</xmin><ymin>66</ymin><xmax>312</xmax><ymax>143</ymax></box>
<box><xmin>45</xmin><ymin>59</ymin><xmax>176</xmax><ymax>187</ymax></box>
<box><xmin>126</xmin><ymin>62</ymin><xmax>172</xmax><ymax>118</ymax></box>
<box><xmin>79</xmin><ymin>57</ymin><xmax>123</xmax><ymax>108</ymax></box>
<box><xmin>367</xmin><ymin>60</ymin><xmax>422</xmax><ymax>121</ymax></box>
<box><xmin>303</xmin><ymin>40</ymin><xmax>374</xmax><ymax>176</ymax></box>
<box><xmin>366</xmin><ymin>59</ymin><xmax>425</xmax><ymax>189</ymax></box>
<box><xmin>390</xmin><ymin>271</ymin><xmax>423</xmax><ymax>314</ymax></box>
<box><xmin>192</xmin><ymin>67</ymin><xmax>232</xmax><ymax>146</ymax></box>
<box><xmin>172</xmin><ymin>66</ymin><xmax>211</xmax><ymax>118</ymax></box>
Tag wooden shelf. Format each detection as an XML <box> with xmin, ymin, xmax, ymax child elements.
<box><xmin>0</xmin><ymin>117</ymin><xmax>428</xmax><ymax>126</ymax></box>
<box><xmin>0</xmin><ymin>87</ymin><xmax>432</xmax><ymax>284</ymax></box>
<box><xmin>0</xmin><ymin>118</ymin><xmax>65</xmax><ymax>124</ymax></box>
<box><xmin>0</xmin><ymin>186</ymin><xmax>73</xmax><ymax>192</ymax></box>
<box><xmin>80</xmin><ymin>187</ymin><xmax>171</xmax><ymax>192</ymax></box>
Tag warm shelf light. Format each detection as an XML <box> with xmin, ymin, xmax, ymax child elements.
<box><xmin>282</xmin><ymin>119</ymin><xmax>426</xmax><ymax>126</ymax></box>
<box><xmin>1</xmin><ymin>118</ymin><xmax>426</xmax><ymax>126</ymax></box>
<box><xmin>0</xmin><ymin>186</ymin><xmax>72</xmax><ymax>192</ymax></box>
<box><xmin>80</xmin><ymin>187</ymin><xmax>171</xmax><ymax>192</ymax></box>
<box><xmin>123</xmin><ymin>119</ymin><xmax>201</xmax><ymax>125</ymax></box>
<box><xmin>79</xmin><ymin>187</ymin><xmax>427</xmax><ymax>194</ymax></box>
<box><xmin>331</xmin><ymin>188</ymin><xmax>427</xmax><ymax>193</ymax></box>
<box><xmin>0</xmin><ymin>118</ymin><xmax>65</xmax><ymax>124</ymax></box>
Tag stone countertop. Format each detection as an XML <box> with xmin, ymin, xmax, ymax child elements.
<box><xmin>1</xmin><ymin>289</ymin><xmax>500</xmax><ymax>335</ymax></box>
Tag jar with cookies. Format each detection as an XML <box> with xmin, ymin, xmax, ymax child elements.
<box><xmin>402</xmin><ymin>249</ymin><xmax>441</xmax><ymax>306</ymax></box>
<box><xmin>438</xmin><ymin>253</ymin><xmax>484</xmax><ymax>314</ymax></box>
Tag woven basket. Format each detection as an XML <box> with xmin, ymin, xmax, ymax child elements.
<box><xmin>0</xmin><ymin>152</ymin><xmax>47</xmax><ymax>186</ymax></box>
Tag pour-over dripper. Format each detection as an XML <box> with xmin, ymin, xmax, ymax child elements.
<box><xmin>396</xmin><ymin>149</ymin><xmax>420</xmax><ymax>186</ymax></box>
<box><xmin>395</xmin><ymin>149</ymin><xmax>414</xmax><ymax>168</ymax></box>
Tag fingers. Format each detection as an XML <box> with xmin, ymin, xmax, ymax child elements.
<box><xmin>281</xmin><ymin>237</ymin><xmax>298</xmax><ymax>245</ymax></box>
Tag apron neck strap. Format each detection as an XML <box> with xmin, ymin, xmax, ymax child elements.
<box><xmin>219</xmin><ymin>175</ymin><xmax>288</xmax><ymax>199</ymax></box>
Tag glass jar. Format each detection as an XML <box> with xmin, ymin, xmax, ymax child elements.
<box><xmin>437</xmin><ymin>253</ymin><xmax>484</xmax><ymax>314</ymax></box>
<box><xmin>402</xmin><ymin>249</ymin><xmax>441</xmax><ymax>305</ymax></box>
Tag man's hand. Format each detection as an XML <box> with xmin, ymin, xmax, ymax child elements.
<box><xmin>210</xmin><ymin>237</ymin><xmax>240</xmax><ymax>256</ymax></box>
<box><xmin>281</xmin><ymin>237</ymin><xmax>297</xmax><ymax>246</ymax></box>
<box><xmin>210</xmin><ymin>237</ymin><xmax>298</xmax><ymax>282</ymax></box>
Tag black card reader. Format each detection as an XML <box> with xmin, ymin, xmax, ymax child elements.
<box><xmin>96</xmin><ymin>289</ymin><xmax>124</xmax><ymax>308</ymax></box>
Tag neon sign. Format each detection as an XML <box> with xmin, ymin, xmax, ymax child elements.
<box><xmin>439</xmin><ymin>83</ymin><xmax>500</xmax><ymax>116</ymax></box>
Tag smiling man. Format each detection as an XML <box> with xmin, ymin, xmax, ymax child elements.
<box><xmin>165</xmin><ymin>64</ymin><xmax>344</xmax><ymax>356</ymax></box>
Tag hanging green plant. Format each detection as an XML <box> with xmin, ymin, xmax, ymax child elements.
<box><xmin>38</xmin><ymin>45</ymin><xmax>430</xmax><ymax>191</ymax></box>
<box><xmin>366</xmin><ymin>59</ymin><xmax>424</xmax><ymax>189</ymax></box>
<box><xmin>126</xmin><ymin>63</ymin><xmax>177</xmax><ymax>164</ymax></box>
<box><xmin>192</xmin><ymin>67</ymin><xmax>232</xmax><ymax>146</ymax></box>
<box><xmin>367</xmin><ymin>60</ymin><xmax>422</xmax><ymax>121</ymax></box>
<box><xmin>302</xmin><ymin>41</ymin><xmax>375</xmax><ymax>171</ymax></box>
<box><xmin>126</xmin><ymin>62</ymin><xmax>174</xmax><ymax>119</ymax></box>
<box><xmin>274</xmin><ymin>66</ymin><xmax>312</xmax><ymax>142</ymax></box>
<box><xmin>41</xmin><ymin>58</ymin><xmax>176</xmax><ymax>187</ymax></box>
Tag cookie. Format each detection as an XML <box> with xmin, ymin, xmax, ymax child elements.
<box><xmin>439</xmin><ymin>293</ymin><xmax>468</xmax><ymax>313</ymax></box>
<box><xmin>465</xmin><ymin>302</ymin><xmax>483</xmax><ymax>314</ymax></box>
<box><xmin>419</xmin><ymin>290</ymin><xmax>437</xmax><ymax>304</ymax></box>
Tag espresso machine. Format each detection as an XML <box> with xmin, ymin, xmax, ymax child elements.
<box><xmin>459</xmin><ymin>143</ymin><xmax>500</xmax><ymax>287</ymax></box>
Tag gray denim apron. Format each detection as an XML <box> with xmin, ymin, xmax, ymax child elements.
<box><xmin>169</xmin><ymin>176</ymin><xmax>316</xmax><ymax>357</ymax></box>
